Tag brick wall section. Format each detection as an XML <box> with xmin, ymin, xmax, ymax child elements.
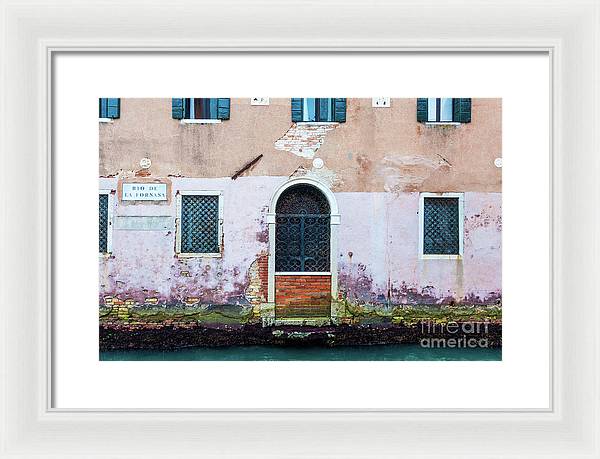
<box><xmin>275</xmin><ymin>275</ymin><xmax>331</xmax><ymax>318</ymax></box>
<box><xmin>274</xmin><ymin>123</ymin><xmax>338</xmax><ymax>158</ymax></box>
<box><xmin>245</xmin><ymin>253</ymin><xmax>270</xmax><ymax>305</ymax></box>
<box><xmin>257</xmin><ymin>254</ymin><xmax>269</xmax><ymax>300</ymax></box>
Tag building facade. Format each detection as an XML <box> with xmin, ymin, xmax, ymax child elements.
<box><xmin>99</xmin><ymin>97</ymin><xmax>502</xmax><ymax>325</ymax></box>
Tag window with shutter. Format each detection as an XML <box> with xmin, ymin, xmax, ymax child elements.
<box><xmin>417</xmin><ymin>98</ymin><xmax>471</xmax><ymax>123</ymax></box>
<box><xmin>174</xmin><ymin>98</ymin><xmax>230</xmax><ymax>121</ymax></box>
<box><xmin>291</xmin><ymin>98</ymin><xmax>346</xmax><ymax>123</ymax></box>
<box><xmin>99</xmin><ymin>98</ymin><xmax>120</xmax><ymax>119</ymax></box>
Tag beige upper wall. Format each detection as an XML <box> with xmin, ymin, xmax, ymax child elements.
<box><xmin>99</xmin><ymin>98</ymin><xmax>501</xmax><ymax>192</ymax></box>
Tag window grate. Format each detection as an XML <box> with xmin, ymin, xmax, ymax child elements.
<box><xmin>181</xmin><ymin>195</ymin><xmax>220</xmax><ymax>254</ymax></box>
<box><xmin>99</xmin><ymin>194</ymin><xmax>108</xmax><ymax>253</ymax></box>
<box><xmin>423</xmin><ymin>197</ymin><xmax>460</xmax><ymax>255</ymax></box>
<box><xmin>275</xmin><ymin>185</ymin><xmax>330</xmax><ymax>272</ymax></box>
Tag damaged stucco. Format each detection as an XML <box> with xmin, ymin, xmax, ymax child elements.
<box><xmin>100</xmin><ymin>98</ymin><xmax>501</xmax><ymax>194</ymax></box>
<box><xmin>99</xmin><ymin>98</ymin><xmax>502</xmax><ymax>314</ymax></box>
<box><xmin>274</xmin><ymin>122</ymin><xmax>338</xmax><ymax>158</ymax></box>
<box><xmin>100</xmin><ymin>176</ymin><xmax>501</xmax><ymax>308</ymax></box>
<box><xmin>335</xmin><ymin>191</ymin><xmax>502</xmax><ymax>306</ymax></box>
<box><xmin>380</xmin><ymin>154</ymin><xmax>450</xmax><ymax>192</ymax></box>
<box><xmin>99</xmin><ymin>176</ymin><xmax>286</xmax><ymax>308</ymax></box>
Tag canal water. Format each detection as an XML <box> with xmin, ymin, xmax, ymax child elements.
<box><xmin>100</xmin><ymin>344</ymin><xmax>501</xmax><ymax>361</ymax></box>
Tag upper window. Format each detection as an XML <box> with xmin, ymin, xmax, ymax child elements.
<box><xmin>291</xmin><ymin>98</ymin><xmax>346</xmax><ymax>123</ymax></box>
<box><xmin>177</xmin><ymin>192</ymin><xmax>223</xmax><ymax>256</ymax></box>
<box><xmin>417</xmin><ymin>98</ymin><xmax>471</xmax><ymax>123</ymax></box>
<box><xmin>420</xmin><ymin>194</ymin><xmax>463</xmax><ymax>257</ymax></box>
<box><xmin>99</xmin><ymin>98</ymin><xmax>120</xmax><ymax>119</ymax></box>
<box><xmin>171</xmin><ymin>98</ymin><xmax>230</xmax><ymax>121</ymax></box>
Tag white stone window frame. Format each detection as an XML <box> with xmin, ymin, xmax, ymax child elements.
<box><xmin>99</xmin><ymin>189</ymin><xmax>114</xmax><ymax>258</ymax></box>
<box><xmin>267</xmin><ymin>177</ymin><xmax>340</xmax><ymax>303</ymax></box>
<box><xmin>175</xmin><ymin>190</ymin><xmax>224</xmax><ymax>258</ymax></box>
<box><xmin>418</xmin><ymin>192</ymin><xmax>464</xmax><ymax>260</ymax></box>
<box><xmin>180</xmin><ymin>119</ymin><xmax>222</xmax><ymax>125</ymax></box>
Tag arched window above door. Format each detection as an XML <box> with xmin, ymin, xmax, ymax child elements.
<box><xmin>275</xmin><ymin>184</ymin><xmax>330</xmax><ymax>214</ymax></box>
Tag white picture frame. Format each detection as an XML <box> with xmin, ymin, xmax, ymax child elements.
<box><xmin>1</xmin><ymin>0</ymin><xmax>598</xmax><ymax>457</ymax></box>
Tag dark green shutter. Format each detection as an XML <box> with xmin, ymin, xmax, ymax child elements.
<box><xmin>333</xmin><ymin>98</ymin><xmax>346</xmax><ymax>123</ymax></box>
<box><xmin>216</xmin><ymin>98</ymin><xmax>230</xmax><ymax>120</ymax></box>
<box><xmin>172</xmin><ymin>98</ymin><xmax>185</xmax><ymax>119</ymax></box>
<box><xmin>99</xmin><ymin>99</ymin><xmax>106</xmax><ymax>118</ymax></box>
<box><xmin>453</xmin><ymin>98</ymin><xmax>471</xmax><ymax>123</ymax></box>
<box><xmin>416</xmin><ymin>98</ymin><xmax>428</xmax><ymax>122</ymax></box>
<box><xmin>291</xmin><ymin>98</ymin><xmax>303</xmax><ymax>122</ymax></box>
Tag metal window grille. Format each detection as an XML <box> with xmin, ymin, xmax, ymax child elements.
<box><xmin>423</xmin><ymin>197</ymin><xmax>460</xmax><ymax>255</ymax></box>
<box><xmin>99</xmin><ymin>194</ymin><xmax>108</xmax><ymax>253</ymax></box>
<box><xmin>275</xmin><ymin>185</ymin><xmax>330</xmax><ymax>272</ymax></box>
<box><xmin>181</xmin><ymin>195</ymin><xmax>220</xmax><ymax>254</ymax></box>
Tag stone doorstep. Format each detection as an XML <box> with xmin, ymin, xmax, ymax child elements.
<box><xmin>273</xmin><ymin>317</ymin><xmax>332</xmax><ymax>327</ymax></box>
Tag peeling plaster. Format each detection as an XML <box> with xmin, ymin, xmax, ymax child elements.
<box><xmin>289</xmin><ymin>165</ymin><xmax>342</xmax><ymax>190</ymax></box>
<box><xmin>274</xmin><ymin>122</ymin><xmax>338</xmax><ymax>158</ymax></box>
<box><xmin>379</xmin><ymin>154</ymin><xmax>449</xmax><ymax>193</ymax></box>
<box><xmin>99</xmin><ymin>176</ymin><xmax>501</xmax><ymax>310</ymax></box>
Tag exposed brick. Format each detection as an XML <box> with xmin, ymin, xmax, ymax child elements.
<box><xmin>274</xmin><ymin>123</ymin><xmax>339</xmax><ymax>158</ymax></box>
<box><xmin>275</xmin><ymin>275</ymin><xmax>331</xmax><ymax>318</ymax></box>
<box><xmin>245</xmin><ymin>253</ymin><xmax>269</xmax><ymax>305</ymax></box>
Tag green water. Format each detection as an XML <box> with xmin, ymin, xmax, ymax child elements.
<box><xmin>100</xmin><ymin>344</ymin><xmax>501</xmax><ymax>361</ymax></box>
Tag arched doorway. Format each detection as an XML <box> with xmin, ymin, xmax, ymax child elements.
<box><xmin>275</xmin><ymin>184</ymin><xmax>330</xmax><ymax>273</ymax></box>
<box><xmin>267</xmin><ymin>178</ymin><xmax>340</xmax><ymax>321</ymax></box>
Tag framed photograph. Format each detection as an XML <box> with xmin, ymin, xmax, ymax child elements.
<box><xmin>98</xmin><ymin>96</ymin><xmax>502</xmax><ymax>364</ymax></box>
<box><xmin>1</xmin><ymin>0</ymin><xmax>599</xmax><ymax>457</ymax></box>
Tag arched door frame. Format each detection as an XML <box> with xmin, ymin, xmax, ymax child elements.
<box><xmin>267</xmin><ymin>177</ymin><xmax>340</xmax><ymax>306</ymax></box>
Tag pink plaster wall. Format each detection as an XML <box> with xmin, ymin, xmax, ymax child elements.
<box><xmin>99</xmin><ymin>176</ymin><xmax>286</xmax><ymax>306</ymax></box>
<box><xmin>99</xmin><ymin>176</ymin><xmax>501</xmax><ymax>307</ymax></box>
<box><xmin>337</xmin><ymin>192</ymin><xmax>501</xmax><ymax>305</ymax></box>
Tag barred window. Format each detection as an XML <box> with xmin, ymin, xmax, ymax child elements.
<box><xmin>423</xmin><ymin>197</ymin><xmax>460</xmax><ymax>255</ymax></box>
<box><xmin>99</xmin><ymin>193</ymin><xmax>109</xmax><ymax>254</ymax></box>
<box><xmin>179</xmin><ymin>194</ymin><xmax>221</xmax><ymax>254</ymax></box>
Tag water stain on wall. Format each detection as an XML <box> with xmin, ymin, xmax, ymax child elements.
<box><xmin>379</xmin><ymin>154</ymin><xmax>449</xmax><ymax>193</ymax></box>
